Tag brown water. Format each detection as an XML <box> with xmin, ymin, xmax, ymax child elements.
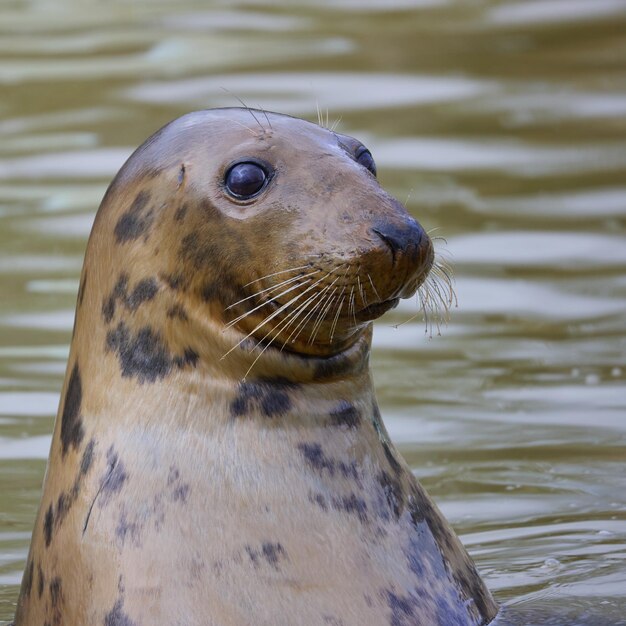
<box><xmin>1</xmin><ymin>1</ymin><xmax>625</xmax><ymax>624</ymax></box>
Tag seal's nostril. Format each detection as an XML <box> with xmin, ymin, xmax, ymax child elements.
<box><xmin>372</xmin><ymin>220</ymin><xmax>424</xmax><ymax>262</ymax></box>
<box><xmin>372</xmin><ymin>228</ymin><xmax>400</xmax><ymax>260</ymax></box>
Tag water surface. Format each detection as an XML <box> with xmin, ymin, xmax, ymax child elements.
<box><xmin>1</xmin><ymin>1</ymin><xmax>625</xmax><ymax>623</ymax></box>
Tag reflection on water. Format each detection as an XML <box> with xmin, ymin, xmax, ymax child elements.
<box><xmin>1</xmin><ymin>0</ymin><xmax>625</xmax><ymax>623</ymax></box>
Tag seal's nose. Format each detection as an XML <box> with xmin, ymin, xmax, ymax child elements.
<box><xmin>371</xmin><ymin>218</ymin><xmax>425</xmax><ymax>263</ymax></box>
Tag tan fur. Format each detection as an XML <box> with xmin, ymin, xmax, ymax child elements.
<box><xmin>14</xmin><ymin>109</ymin><xmax>497</xmax><ymax>626</ymax></box>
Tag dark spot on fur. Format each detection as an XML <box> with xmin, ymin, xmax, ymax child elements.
<box><xmin>167</xmin><ymin>304</ymin><xmax>188</xmax><ymax>321</ymax></box>
<box><xmin>22</xmin><ymin>558</ymin><xmax>33</xmax><ymax>597</ymax></box>
<box><xmin>246</xmin><ymin>542</ymin><xmax>287</xmax><ymax>569</ymax></box>
<box><xmin>297</xmin><ymin>443</ymin><xmax>358</xmax><ymax>481</ymax></box>
<box><xmin>167</xmin><ymin>465</ymin><xmax>190</xmax><ymax>503</ymax></box>
<box><xmin>44</xmin><ymin>504</ymin><xmax>53</xmax><ymax>547</ymax></box>
<box><xmin>199</xmin><ymin>281</ymin><xmax>222</xmax><ymax>303</ymax></box>
<box><xmin>44</xmin><ymin>441</ymin><xmax>95</xmax><ymax>544</ymax></box>
<box><xmin>334</xmin><ymin>493</ymin><xmax>368</xmax><ymax>522</ymax></box>
<box><xmin>115</xmin><ymin>510</ymin><xmax>142</xmax><ymax>547</ymax></box>
<box><xmin>161</xmin><ymin>272</ymin><xmax>185</xmax><ymax>291</ymax></box>
<box><xmin>435</xmin><ymin>599</ymin><xmax>468</xmax><ymax>626</ymax></box>
<box><xmin>102</xmin><ymin>297</ymin><xmax>115</xmax><ymax>324</ymax></box>
<box><xmin>179</xmin><ymin>231</ymin><xmax>247</xmax><ymax>307</ymax></box>
<box><xmin>49</xmin><ymin>577</ymin><xmax>62</xmax><ymax>606</ymax></box>
<box><xmin>405</xmin><ymin>483</ymin><xmax>496</xmax><ymax>623</ymax></box>
<box><xmin>377</xmin><ymin>471</ymin><xmax>404</xmax><ymax>520</ymax></box>
<box><xmin>382</xmin><ymin>440</ymin><xmax>402</xmax><ymax>477</ymax></box>
<box><xmin>56</xmin><ymin>492</ymin><xmax>70</xmax><ymax>526</ymax></box>
<box><xmin>261</xmin><ymin>388</ymin><xmax>290</xmax><ymax>417</ymax></box>
<box><xmin>171</xmin><ymin>485</ymin><xmax>190</xmax><ymax>502</ymax></box>
<box><xmin>230</xmin><ymin>378</ymin><xmax>294</xmax><ymax>418</ymax></box>
<box><xmin>298</xmin><ymin>443</ymin><xmax>334</xmax><ymax>474</ymax></box>
<box><xmin>126</xmin><ymin>278</ymin><xmax>159</xmax><ymax>310</ymax></box>
<box><xmin>60</xmin><ymin>363</ymin><xmax>84</xmax><ymax>456</ymax></box>
<box><xmin>48</xmin><ymin>577</ymin><xmax>63</xmax><ymax>626</ymax></box>
<box><xmin>78</xmin><ymin>272</ymin><xmax>87</xmax><ymax>307</ymax></box>
<box><xmin>102</xmin><ymin>273</ymin><xmax>129</xmax><ymax>321</ymax></box>
<box><xmin>104</xmin><ymin>598</ymin><xmax>137</xmax><ymax>626</ymax></box>
<box><xmin>386</xmin><ymin>590</ymin><xmax>417</xmax><ymax>626</ymax></box>
<box><xmin>262</xmin><ymin>542</ymin><xmax>287</xmax><ymax>566</ymax></box>
<box><xmin>172</xmin><ymin>347</ymin><xmax>199</xmax><ymax>369</ymax></box>
<box><xmin>80</xmin><ymin>439</ymin><xmax>95</xmax><ymax>476</ymax></box>
<box><xmin>114</xmin><ymin>191</ymin><xmax>153</xmax><ymax>243</ymax></box>
<box><xmin>308</xmin><ymin>491</ymin><xmax>329</xmax><ymax>511</ymax></box>
<box><xmin>330</xmin><ymin>401</ymin><xmax>360</xmax><ymax>429</ymax></box>
<box><xmin>106</xmin><ymin>322</ymin><xmax>197</xmax><ymax>383</ymax></box>
<box><xmin>37</xmin><ymin>563</ymin><xmax>44</xmax><ymax>598</ymax></box>
<box><xmin>102</xmin><ymin>274</ymin><xmax>159</xmax><ymax>322</ymax></box>
<box><xmin>308</xmin><ymin>491</ymin><xmax>368</xmax><ymax>523</ymax></box>
<box><xmin>174</xmin><ymin>202</ymin><xmax>187</xmax><ymax>221</ymax></box>
<box><xmin>100</xmin><ymin>447</ymin><xmax>128</xmax><ymax>504</ymax></box>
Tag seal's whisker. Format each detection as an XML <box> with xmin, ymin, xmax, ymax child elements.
<box><xmin>316</xmin><ymin>100</ymin><xmax>323</xmax><ymax>128</ymax></box>
<box><xmin>285</xmin><ymin>278</ymin><xmax>335</xmax><ymax>346</ymax></box>
<box><xmin>222</xmin><ymin>267</ymin><xmax>342</xmax><ymax>359</ymax></box>
<box><xmin>282</xmin><ymin>288</ymin><xmax>328</xmax><ymax>348</ymax></box>
<box><xmin>226</xmin><ymin>118</ymin><xmax>258</xmax><ymax>137</ymax></box>
<box><xmin>307</xmin><ymin>283</ymin><xmax>338</xmax><ymax>346</ymax></box>
<box><xmin>349</xmin><ymin>287</ymin><xmax>357</xmax><ymax>327</ymax></box>
<box><xmin>309</xmin><ymin>287</ymin><xmax>338</xmax><ymax>341</ymax></box>
<box><xmin>367</xmin><ymin>274</ymin><xmax>381</xmax><ymax>302</ymax></box>
<box><xmin>249</xmin><ymin>290</ymin><xmax>316</xmax><ymax>365</ymax></box>
<box><xmin>430</xmin><ymin>266</ymin><xmax>457</xmax><ymax>308</ymax></box>
<box><xmin>227</xmin><ymin>270</ymin><xmax>319</xmax><ymax>311</ymax></box>
<box><xmin>222</xmin><ymin>89</ymin><xmax>264</xmax><ymax>130</ymax></box>
<box><xmin>225</xmin><ymin>276</ymin><xmax>314</xmax><ymax>328</ymax></box>
<box><xmin>258</xmin><ymin>106</ymin><xmax>273</xmax><ymax>130</ymax></box>
<box><xmin>431</xmin><ymin>236</ymin><xmax>449</xmax><ymax>244</ymax></box>
<box><xmin>309</xmin><ymin>286</ymin><xmax>339</xmax><ymax>345</ymax></box>
<box><xmin>329</xmin><ymin>116</ymin><xmax>342</xmax><ymax>132</ymax></box>
<box><xmin>223</xmin><ymin>276</ymin><xmax>325</xmax><ymax>357</ymax></box>
<box><xmin>427</xmin><ymin>275</ymin><xmax>452</xmax><ymax>314</ymax></box>
<box><xmin>330</xmin><ymin>295</ymin><xmax>346</xmax><ymax>342</ymax></box>
<box><xmin>391</xmin><ymin>311</ymin><xmax>421</xmax><ymax>329</ymax></box>
<box><xmin>329</xmin><ymin>285</ymin><xmax>346</xmax><ymax>340</ymax></box>
<box><xmin>421</xmin><ymin>280</ymin><xmax>444</xmax><ymax>336</ymax></box>
<box><xmin>307</xmin><ymin>274</ymin><xmax>342</xmax><ymax>340</ymax></box>
<box><xmin>432</xmin><ymin>253</ymin><xmax>457</xmax><ymax>306</ymax></box>
<box><xmin>243</xmin><ymin>274</ymin><xmax>337</xmax><ymax>377</ymax></box>
<box><xmin>289</xmin><ymin>272</ymin><xmax>341</xmax><ymax>346</ymax></box>
<box><xmin>356</xmin><ymin>275</ymin><xmax>367</xmax><ymax>307</ymax></box>
<box><xmin>242</xmin><ymin>264</ymin><xmax>314</xmax><ymax>287</ymax></box>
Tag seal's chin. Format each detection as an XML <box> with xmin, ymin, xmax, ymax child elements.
<box><xmin>355</xmin><ymin>298</ymin><xmax>400</xmax><ymax>322</ymax></box>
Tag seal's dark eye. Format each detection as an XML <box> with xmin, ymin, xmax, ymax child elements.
<box><xmin>356</xmin><ymin>146</ymin><xmax>376</xmax><ymax>177</ymax></box>
<box><xmin>225</xmin><ymin>162</ymin><xmax>268</xmax><ymax>199</ymax></box>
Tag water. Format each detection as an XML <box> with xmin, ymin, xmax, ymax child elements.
<box><xmin>1</xmin><ymin>1</ymin><xmax>625</xmax><ymax>623</ymax></box>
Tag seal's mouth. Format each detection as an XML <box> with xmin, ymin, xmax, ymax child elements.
<box><xmin>355</xmin><ymin>297</ymin><xmax>400</xmax><ymax>321</ymax></box>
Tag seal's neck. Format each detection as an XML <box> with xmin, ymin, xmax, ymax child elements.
<box><xmin>74</xmin><ymin>297</ymin><xmax>377</xmax><ymax>433</ymax></box>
